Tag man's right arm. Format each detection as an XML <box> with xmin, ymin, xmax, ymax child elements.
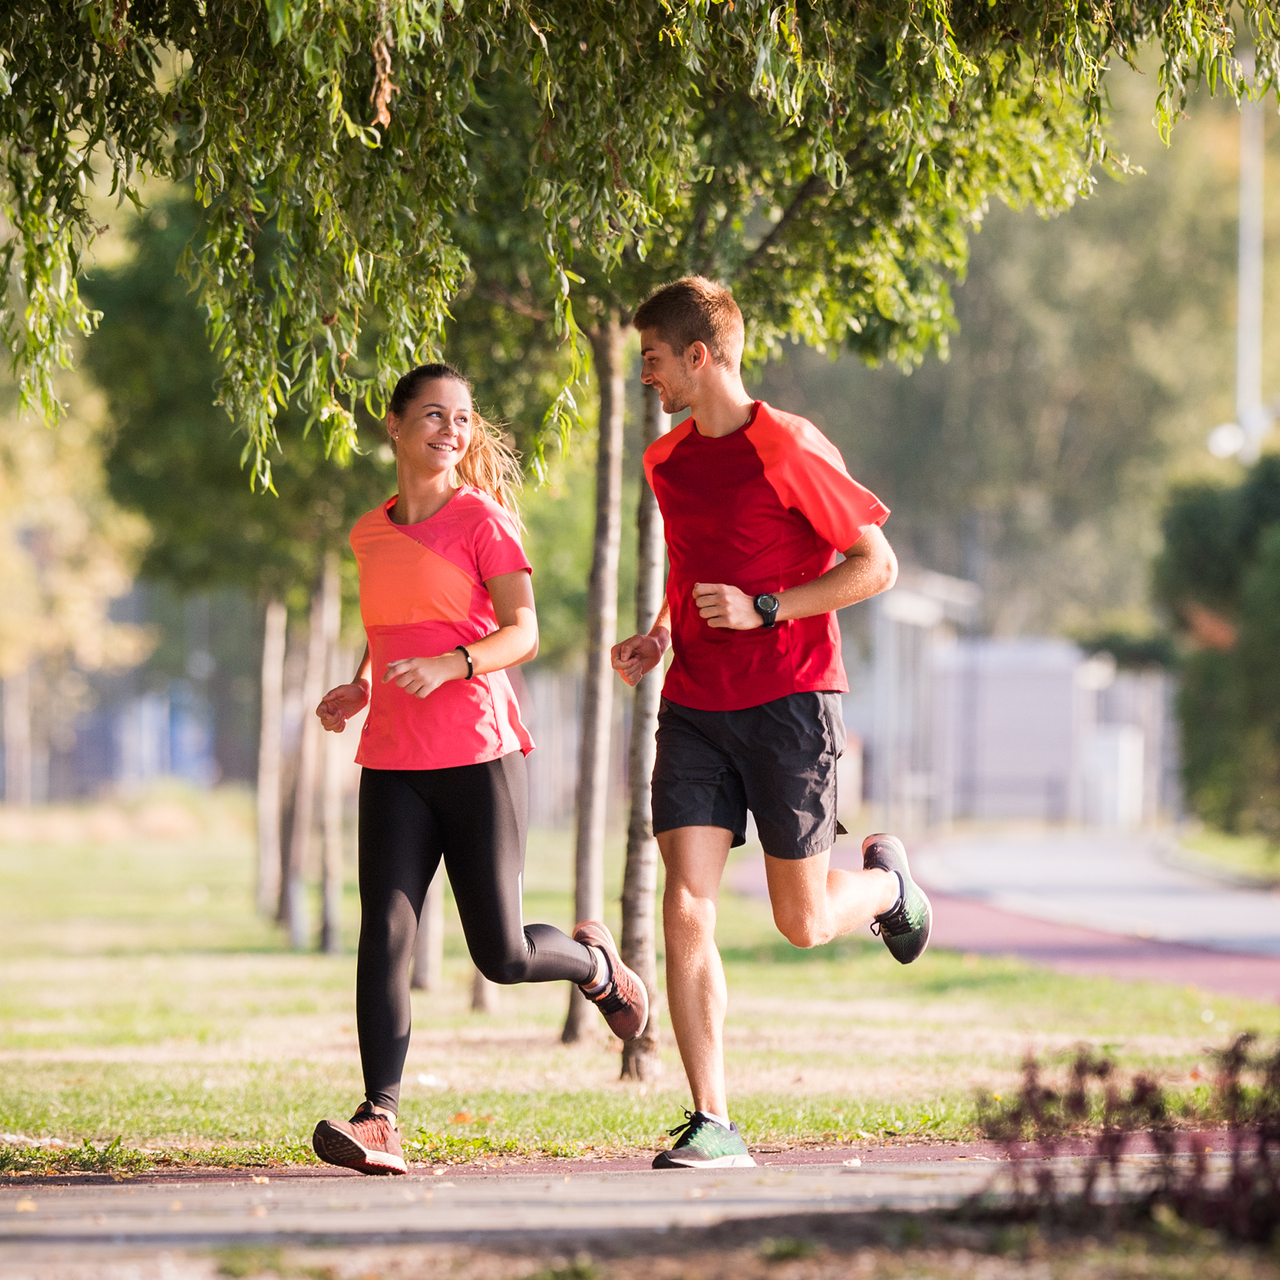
<box><xmin>610</xmin><ymin>600</ymin><xmax>672</xmax><ymax>687</ymax></box>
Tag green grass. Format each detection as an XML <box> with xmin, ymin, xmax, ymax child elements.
<box><xmin>2</xmin><ymin>788</ymin><xmax>1278</xmax><ymax>1172</ymax></box>
<box><xmin>1178</xmin><ymin>827</ymin><xmax>1280</xmax><ymax>885</ymax></box>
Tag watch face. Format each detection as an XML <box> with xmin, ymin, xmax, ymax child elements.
<box><xmin>758</xmin><ymin>594</ymin><xmax>778</xmax><ymax>611</ymax></box>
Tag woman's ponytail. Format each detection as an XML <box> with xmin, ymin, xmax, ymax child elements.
<box><xmin>456</xmin><ymin>414</ymin><xmax>524</xmax><ymax>528</ymax></box>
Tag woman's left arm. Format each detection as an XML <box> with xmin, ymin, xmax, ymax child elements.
<box><xmin>382</xmin><ymin>570</ymin><xmax>538</xmax><ymax>698</ymax></box>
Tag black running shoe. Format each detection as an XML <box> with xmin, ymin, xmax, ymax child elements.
<box><xmin>863</xmin><ymin>833</ymin><xmax>932</xmax><ymax>964</ymax></box>
<box><xmin>652</xmin><ymin>1110</ymin><xmax>756</xmax><ymax>1169</ymax></box>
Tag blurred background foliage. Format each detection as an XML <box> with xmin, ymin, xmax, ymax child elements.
<box><xmin>8</xmin><ymin>63</ymin><xmax>1278</xmax><ymax>843</ymax></box>
<box><xmin>752</xmin><ymin>68</ymin><xmax>1262</xmax><ymax>640</ymax></box>
<box><xmin>1155</xmin><ymin>456</ymin><xmax>1280</xmax><ymax>840</ymax></box>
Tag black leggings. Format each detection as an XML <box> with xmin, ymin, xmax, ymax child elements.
<box><xmin>356</xmin><ymin>752</ymin><xmax>596</xmax><ymax>1113</ymax></box>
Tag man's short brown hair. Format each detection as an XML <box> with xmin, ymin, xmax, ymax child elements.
<box><xmin>633</xmin><ymin>276</ymin><xmax>745</xmax><ymax>371</ymax></box>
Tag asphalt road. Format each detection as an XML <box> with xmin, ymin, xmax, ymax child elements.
<box><xmin>911</xmin><ymin>829</ymin><xmax>1280</xmax><ymax>956</ymax></box>
<box><xmin>732</xmin><ymin>827</ymin><xmax>1280</xmax><ymax>1001</ymax></box>
<box><xmin>2</xmin><ymin>1130</ymin><xmax>1243</xmax><ymax>1274</ymax></box>
<box><xmin>3</xmin><ymin>1144</ymin><xmax>1228</xmax><ymax>1280</ymax></box>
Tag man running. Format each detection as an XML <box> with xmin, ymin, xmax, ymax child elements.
<box><xmin>612</xmin><ymin>277</ymin><xmax>932</xmax><ymax>1170</ymax></box>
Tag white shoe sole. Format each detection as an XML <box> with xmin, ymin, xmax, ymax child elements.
<box><xmin>653</xmin><ymin>1152</ymin><xmax>757</xmax><ymax>1169</ymax></box>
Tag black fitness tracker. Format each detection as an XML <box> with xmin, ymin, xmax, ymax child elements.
<box><xmin>455</xmin><ymin>645</ymin><xmax>475</xmax><ymax>679</ymax></box>
<box><xmin>752</xmin><ymin>593</ymin><xmax>780</xmax><ymax>629</ymax></box>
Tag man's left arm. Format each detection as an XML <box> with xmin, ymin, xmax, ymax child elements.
<box><xmin>693</xmin><ymin>524</ymin><xmax>898</xmax><ymax>630</ymax></box>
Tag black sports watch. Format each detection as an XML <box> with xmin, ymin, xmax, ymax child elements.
<box><xmin>752</xmin><ymin>592</ymin><xmax>780</xmax><ymax>629</ymax></box>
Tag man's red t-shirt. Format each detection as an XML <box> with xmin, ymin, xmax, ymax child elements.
<box><xmin>643</xmin><ymin>401</ymin><xmax>889</xmax><ymax>712</ymax></box>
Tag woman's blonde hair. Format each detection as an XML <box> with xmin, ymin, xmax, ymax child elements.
<box><xmin>388</xmin><ymin>363</ymin><xmax>524</xmax><ymax>526</ymax></box>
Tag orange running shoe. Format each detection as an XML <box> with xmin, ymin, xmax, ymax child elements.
<box><xmin>573</xmin><ymin>921</ymin><xmax>649</xmax><ymax>1041</ymax></box>
<box><xmin>312</xmin><ymin>1101</ymin><xmax>406</xmax><ymax>1175</ymax></box>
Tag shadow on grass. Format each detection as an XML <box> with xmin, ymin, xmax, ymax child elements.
<box><xmin>202</xmin><ymin>1204</ymin><xmax>1268</xmax><ymax>1280</ymax></box>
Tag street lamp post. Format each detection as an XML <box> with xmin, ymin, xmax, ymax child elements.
<box><xmin>1208</xmin><ymin>50</ymin><xmax>1270</xmax><ymax>462</ymax></box>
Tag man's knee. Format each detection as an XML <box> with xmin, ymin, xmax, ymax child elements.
<box><xmin>772</xmin><ymin>906</ymin><xmax>830</xmax><ymax>950</ymax></box>
<box><xmin>664</xmin><ymin>880</ymin><xmax>716</xmax><ymax>934</ymax></box>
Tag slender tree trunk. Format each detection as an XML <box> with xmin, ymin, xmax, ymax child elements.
<box><xmin>256</xmin><ymin>598</ymin><xmax>287</xmax><ymax>915</ymax></box>
<box><xmin>562</xmin><ymin>316</ymin><xmax>628</xmax><ymax>1044</ymax></box>
<box><xmin>620</xmin><ymin>383</ymin><xmax>670</xmax><ymax>1080</ymax></box>
<box><xmin>3</xmin><ymin>665</ymin><xmax>32</xmax><ymax>807</ymax></box>
<box><xmin>275</xmin><ymin>623</ymin><xmax>302</xmax><ymax>924</ymax></box>
<box><xmin>319</xmin><ymin>552</ymin><xmax>344</xmax><ymax>954</ymax></box>
<box><xmin>411</xmin><ymin>870</ymin><xmax>444</xmax><ymax>991</ymax></box>
<box><xmin>284</xmin><ymin>578</ymin><xmax>327</xmax><ymax>948</ymax></box>
<box><xmin>472</xmin><ymin>966</ymin><xmax>500</xmax><ymax>1013</ymax></box>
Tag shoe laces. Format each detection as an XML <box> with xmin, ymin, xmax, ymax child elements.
<box><xmin>666</xmin><ymin>1109</ymin><xmax>699</xmax><ymax>1139</ymax></box>
<box><xmin>350</xmin><ymin>1103</ymin><xmax>394</xmax><ymax>1140</ymax></box>
<box><xmin>594</xmin><ymin>984</ymin><xmax>627</xmax><ymax>1015</ymax></box>
<box><xmin>585</xmin><ymin>963</ymin><xmax>631</xmax><ymax>1015</ymax></box>
<box><xmin>873</xmin><ymin>896</ymin><xmax>915</xmax><ymax>938</ymax></box>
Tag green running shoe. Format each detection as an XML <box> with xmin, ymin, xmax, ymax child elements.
<box><xmin>652</xmin><ymin>1110</ymin><xmax>756</xmax><ymax>1169</ymax></box>
<box><xmin>863</xmin><ymin>833</ymin><xmax>932</xmax><ymax>964</ymax></box>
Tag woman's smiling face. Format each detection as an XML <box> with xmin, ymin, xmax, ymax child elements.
<box><xmin>387</xmin><ymin>377</ymin><xmax>473</xmax><ymax>479</ymax></box>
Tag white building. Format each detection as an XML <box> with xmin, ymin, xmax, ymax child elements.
<box><xmin>860</xmin><ymin>571</ymin><xmax>1179</xmax><ymax>832</ymax></box>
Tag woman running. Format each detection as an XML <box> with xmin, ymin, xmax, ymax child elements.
<box><xmin>309</xmin><ymin>362</ymin><xmax>648</xmax><ymax>1175</ymax></box>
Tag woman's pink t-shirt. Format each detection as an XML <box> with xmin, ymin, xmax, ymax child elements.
<box><xmin>350</xmin><ymin>487</ymin><xmax>534</xmax><ymax>771</ymax></box>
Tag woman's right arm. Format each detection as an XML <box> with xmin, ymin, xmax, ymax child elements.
<box><xmin>317</xmin><ymin>645</ymin><xmax>371</xmax><ymax>732</ymax></box>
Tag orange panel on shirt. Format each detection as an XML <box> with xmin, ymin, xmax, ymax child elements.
<box><xmin>353</xmin><ymin>517</ymin><xmax>476</xmax><ymax>628</ymax></box>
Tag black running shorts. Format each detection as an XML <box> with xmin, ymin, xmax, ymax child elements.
<box><xmin>651</xmin><ymin>691</ymin><xmax>847</xmax><ymax>861</ymax></box>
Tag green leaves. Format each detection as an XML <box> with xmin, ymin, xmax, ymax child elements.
<box><xmin>0</xmin><ymin>0</ymin><xmax>1276</xmax><ymax>477</ymax></box>
<box><xmin>268</xmin><ymin>0</ymin><xmax>305</xmax><ymax>47</ymax></box>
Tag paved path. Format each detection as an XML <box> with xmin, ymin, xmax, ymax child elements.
<box><xmin>731</xmin><ymin>828</ymin><xmax>1280</xmax><ymax>1002</ymax></box>
<box><xmin>913</xmin><ymin>830</ymin><xmax>1280</xmax><ymax>956</ymax></box>
<box><xmin>924</xmin><ymin>890</ymin><xmax>1280</xmax><ymax>1003</ymax></box>
<box><xmin>0</xmin><ymin>1139</ymin><xmax>1234</xmax><ymax>1275</ymax></box>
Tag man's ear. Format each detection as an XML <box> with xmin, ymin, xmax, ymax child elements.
<box><xmin>686</xmin><ymin>340</ymin><xmax>711</xmax><ymax>372</ymax></box>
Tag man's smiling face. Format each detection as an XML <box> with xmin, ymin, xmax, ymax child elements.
<box><xmin>639</xmin><ymin>328</ymin><xmax>699</xmax><ymax>416</ymax></box>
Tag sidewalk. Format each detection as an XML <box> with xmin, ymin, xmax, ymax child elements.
<box><xmin>730</xmin><ymin>827</ymin><xmax>1280</xmax><ymax>1003</ymax></box>
<box><xmin>0</xmin><ymin>1143</ymin><xmax>1235</xmax><ymax>1268</ymax></box>
<box><xmin>913</xmin><ymin>829</ymin><xmax>1280</xmax><ymax>956</ymax></box>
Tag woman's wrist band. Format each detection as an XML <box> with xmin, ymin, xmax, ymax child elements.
<box><xmin>455</xmin><ymin>645</ymin><xmax>474</xmax><ymax>680</ymax></box>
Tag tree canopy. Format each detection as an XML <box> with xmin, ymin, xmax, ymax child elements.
<box><xmin>82</xmin><ymin>189</ymin><xmax>391</xmax><ymax>608</ymax></box>
<box><xmin>752</xmin><ymin>64</ymin><xmax>1266</xmax><ymax>639</ymax></box>
<box><xmin>5</xmin><ymin>1</ymin><xmax>1277</xmax><ymax>483</ymax></box>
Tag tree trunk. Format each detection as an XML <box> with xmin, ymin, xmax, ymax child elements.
<box><xmin>3</xmin><ymin>665</ymin><xmax>32</xmax><ymax>807</ymax></box>
<box><xmin>620</xmin><ymin>383</ymin><xmax>670</xmax><ymax>1081</ymax></box>
<box><xmin>471</xmin><ymin>966</ymin><xmax>500</xmax><ymax>1013</ymax></box>
<box><xmin>284</xmin><ymin>578</ymin><xmax>327</xmax><ymax>948</ymax></box>
<box><xmin>318</xmin><ymin>552</ymin><xmax>344</xmax><ymax>954</ymax></box>
<box><xmin>562</xmin><ymin>316</ymin><xmax>627</xmax><ymax>1044</ymax></box>
<box><xmin>275</xmin><ymin>621</ymin><xmax>303</xmax><ymax>925</ymax></box>
<box><xmin>411</xmin><ymin>870</ymin><xmax>444</xmax><ymax>991</ymax></box>
<box><xmin>256</xmin><ymin>598</ymin><xmax>287</xmax><ymax>915</ymax></box>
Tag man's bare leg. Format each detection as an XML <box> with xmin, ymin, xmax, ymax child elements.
<box><xmin>658</xmin><ymin>825</ymin><xmax>734</xmax><ymax>1118</ymax></box>
<box><xmin>765</xmin><ymin>835</ymin><xmax>899</xmax><ymax>948</ymax></box>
